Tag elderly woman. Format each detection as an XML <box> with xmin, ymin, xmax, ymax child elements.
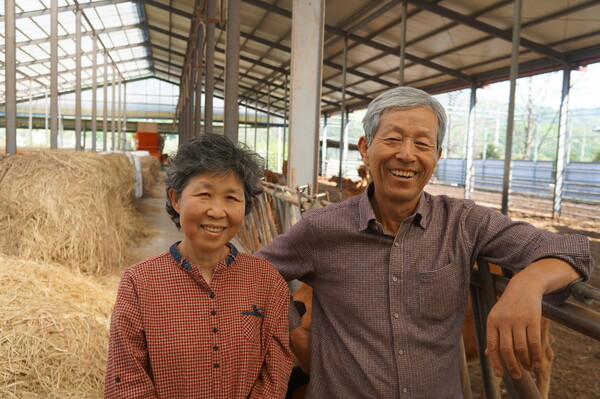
<box><xmin>105</xmin><ymin>134</ymin><xmax>292</xmax><ymax>398</ymax></box>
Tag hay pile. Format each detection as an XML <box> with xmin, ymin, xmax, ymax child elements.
<box><xmin>0</xmin><ymin>255</ymin><xmax>113</xmax><ymax>398</ymax></box>
<box><xmin>139</xmin><ymin>155</ymin><xmax>163</xmax><ymax>197</ymax></box>
<box><xmin>0</xmin><ymin>150</ymin><xmax>148</xmax><ymax>274</ymax></box>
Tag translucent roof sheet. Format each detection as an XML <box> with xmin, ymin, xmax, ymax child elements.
<box><xmin>1</xmin><ymin>0</ymin><xmax>151</xmax><ymax>101</ymax></box>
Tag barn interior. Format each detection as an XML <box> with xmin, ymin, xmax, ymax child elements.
<box><xmin>1</xmin><ymin>0</ymin><xmax>600</xmax><ymax>397</ymax></box>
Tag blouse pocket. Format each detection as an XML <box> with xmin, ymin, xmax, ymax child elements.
<box><xmin>240</xmin><ymin>312</ymin><xmax>263</xmax><ymax>344</ymax></box>
<box><xmin>418</xmin><ymin>262</ymin><xmax>464</xmax><ymax>321</ymax></box>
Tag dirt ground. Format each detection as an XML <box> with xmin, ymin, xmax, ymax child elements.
<box><xmin>423</xmin><ymin>183</ymin><xmax>600</xmax><ymax>399</ymax></box>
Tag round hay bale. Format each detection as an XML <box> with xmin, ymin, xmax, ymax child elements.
<box><xmin>139</xmin><ymin>155</ymin><xmax>163</xmax><ymax>197</ymax></box>
<box><xmin>0</xmin><ymin>150</ymin><xmax>148</xmax><ymax>274</ymax></box>
<box><xmin>0</xmin><ymin>255</ymin><xmax>113</xmax><ymax>398</ymax></box>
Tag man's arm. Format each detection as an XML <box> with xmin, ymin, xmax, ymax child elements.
<box><xmin>255</xmin><ymin>218</ymin><xmax>317</xmax><ymax>373</ymax></box>
<box><xmin>485</xmin><ymin>258</ymin><xmax>581</xmax><ymax>379</ymax></box>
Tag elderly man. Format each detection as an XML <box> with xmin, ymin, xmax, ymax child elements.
<box><xmin>256</xmin><ymin>87</ymin><xmax>594</xmax><ymax>398</ymax></box>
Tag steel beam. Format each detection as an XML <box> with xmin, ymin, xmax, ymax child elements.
<box><xmin>4</xmin><ymin>0</ymin><xmax>17</xmax><ymax>155</ymax></box>
<box><xmin>287</xmin><ymin>0</ymin><xmax>325</xmax><ymax>189</ymax></box>
<box><xmin>501</xmin><ymin>0</ymin><xmax>522</xmax><ymax>215</ymax></box>
<box><xmin>224</xmin><ymin>0</ymin><xmax>241</xmax><ymax>141</ymax></box>
<box><xmin>407</xmin><ymin>0</ymin><xmax>564</xmax><ymax>63</ymax></box>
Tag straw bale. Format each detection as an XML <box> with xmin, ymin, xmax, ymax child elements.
<box><xmin>0</xmin><ymin>255</ymin><xmax>113</xmax><ymax>398</ymax></box>
<box><xmin>0</xmin><ymin>150</ymin><xmax>148</xmax><ymax>274</ymax></box>
<box><xmin>139</xmin><ymin>155</ymin><xmax>163</xmax><ymax>197</ymax></box>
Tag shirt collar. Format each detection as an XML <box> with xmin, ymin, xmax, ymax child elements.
<box><xmin>169</xmin><ymin>241</ymin><xmax>238</xmax><ymax>271</ymax></box>
<box><xmin>358</xmin><ymin>182</ymin><xmax>431</xmax><ymax>231</ymax></box>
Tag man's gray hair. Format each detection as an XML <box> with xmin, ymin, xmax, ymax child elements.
<box><xmin>362</xmin><ymin>86</ymin><xmax>447</xmax><ymax>152</ymax></box>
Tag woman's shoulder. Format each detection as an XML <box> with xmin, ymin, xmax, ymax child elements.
<box><xmin>123</xmin><ymin>250</ymin><xmax>175</xmax><ymax>278</ymax></box>
<box><xmin>234</xmin><ymin>252</ymin><xmax>285</xmax><ymax>281</ymax></box>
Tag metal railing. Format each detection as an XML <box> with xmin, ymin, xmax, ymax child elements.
<box><xmin>434</xmin><ymin>159</ymin><xmax>600</xmax><ymax>219</ymax></box>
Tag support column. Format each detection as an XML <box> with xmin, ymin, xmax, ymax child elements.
<box><xmin>4</xmin><ymin>0</ymin><xmax>17</xmax><ymax>155</ymax></box>
<box><xmin>50</xmin><ymin>0</ymin><xmax>59</xmax><ymax>148</ymax></box>
<box><xmin>187</xmin><ymin>64</ymin><xmax>195</xmax><ymax>140</ymax></box>
<box><xmin>204</xmin><ymin>0</ymin><xmax>216</xmax><ymax>132</ymax></box>
<box><xmin>553</xmin><ymin>67</ymin><xmax>571</xmax><ymax>219</ymax></box>
<box><xmin>91</xmin><ymin>34</ymin><xmax>98</xmax><ymax>151</ymax></box>
<box><xmin>266</xmin><ymin>85</ymin><xmax>271</xmax><ymax>169</ymax></box>
<box><xmin>464</xmin><ymin>85</ymin><xmax>477</xmax><ymax>199</ymax></box>
<box><xmin>117</xmin><ymin>76</ymin><xmax>122</xmax><ymax>149</ymax></box>
<box><xmin>223</xmin><ymin>0</ymin><xmax>241</xmax><ymax>141</ymax></box>
<box><xmin>75</xmin><ymin>7</ymin><xmax>82</xmax><ymax>150</ymax></box>
<box><xmin>111</xmin><ymin>65</ymin><xmax>116</xmax><ymax>150</ymax></box>
<box><xmin>321</xmin><ymin>115</ymin><xmax>328</xmax><ymax>176</ymax></box>
<box><xmin>103</xmin><ymin>51</ymin><xmax>108</xmax><ymax>151</ymax></box>
<box><xmin>123</xmin><ymin>83</ymin><xmax>127</xmax><ymax>149</ymax></box>
<box><xmin>254</xmin><ymin>91</ymin><xmax>258</xmax><ymax>150</ymax></box>
<box><xmin>195</xmin><ymin>22</ymin><xmax>204</xmax><ymax>138</ymax></box>
<box><xmin>398</xmin><ymin>0</ymin><xmax>407</xmax><ymax>86</ymax></box>
<box><xmin>338</xmin><ymin>36</ymin><xmax>348</xmax><ymax>189</ymax></box>
<box><xmin>283</xmin><ymin>73</ymin><xmax>288</xmax><ymax>163</ymax></box>
<box><xmin>501</xmin><ymin>0</ymin><xmax>522</xmax><ymax>215</ymax></box>
<box><xmin>288</xmin><ymin>0</ymin><xmax>325</xmax><ymax>190</ymax></box>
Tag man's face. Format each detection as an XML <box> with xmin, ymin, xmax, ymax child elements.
<box><xmin>358</xmin><ymin>107</ymin><xmax>441</xmax><ymax>212</ymax></box>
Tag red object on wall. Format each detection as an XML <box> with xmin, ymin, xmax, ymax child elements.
<box><xmin>135</xmin><ymin>132</ymin><xmax>161</xmax><ymax>158</ymax></box>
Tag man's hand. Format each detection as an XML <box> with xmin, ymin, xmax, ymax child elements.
<box><xmin>485</xmin><ymin>274</ymin><xmax>544</xmax><ymax>379</ymax></box>
<box><xmin>485</xmin><ymin>258</ymin><xmax>580</xmax><ymax>379</ymax></box>
<box><xmin>290</xmin><ymin>326</ymin><xmax>311</xmax><ymax>374</ymax></box>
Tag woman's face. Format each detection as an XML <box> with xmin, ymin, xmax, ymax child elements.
<box><xmin>169</xmin><ymin>171</ymin><xmax>246</xmax><ymax>258</ymax></box>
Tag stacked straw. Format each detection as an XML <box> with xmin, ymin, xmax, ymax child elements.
<box><xmin>0</xmin><ymin>150</ymin><xmax>148</xmax><ymax>274</ymax></box>
<box><xmin>139</xmin><ymin>155</ymin><xmax>163</xmax><ymax>197</ymax></box>
<box><xmin>0</xmin><ymin>255</ymin><xmax>113</xmax><ymax>398</ymax></box>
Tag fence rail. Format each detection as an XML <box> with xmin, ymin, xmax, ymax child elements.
<box><xmin>434</xmin><ymin>159</ymin><xmax>600</xmax><ymax>218</ymax></box>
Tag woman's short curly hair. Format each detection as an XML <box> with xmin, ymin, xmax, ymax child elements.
<box><xmin>165</xmin><ymin>133</ymin><xmax>265</xmax><ymax>229</ymax></box>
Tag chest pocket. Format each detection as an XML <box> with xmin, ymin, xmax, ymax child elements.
<box><xmin>240</xmin><ymin>309</ymin><xmax>264</xmax><ymax>344</ymax></box>
<box><xmin>418</xmin><ymin>262</ymin><xmax>464</xmax><ymax>321</ymax></box>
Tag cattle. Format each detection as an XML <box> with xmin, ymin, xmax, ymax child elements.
<box><xmin>287</xmin><ymin>278</ymin><xmax>554</xmax><ymax>399</ymax></box>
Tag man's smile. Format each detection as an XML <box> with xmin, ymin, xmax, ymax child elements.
<box><xmin>389</xmin><ymin>169</ymin><xmax>417</xmax><ymax>178</ymax></box>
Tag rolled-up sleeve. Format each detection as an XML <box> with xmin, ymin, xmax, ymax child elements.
<box><xmin>465</xmin><ymin>204</ymin><xmax>594</xmax><ymax>303</ymax></box>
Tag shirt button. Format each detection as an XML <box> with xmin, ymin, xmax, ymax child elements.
<box><xmin>402</xmin><ymin>387</ymin><xmax>408</xmax><ymax>393</ymax></box>
<box><xmin>213</xmin><ymin>345</ymin><xmax>219</xmax><ymax>351</ymax></box>
<box><xmin>394</xmin><ymin>242</ymin><xmax>399</xmax><ymax>247</ymax></box>
<box><xmin>212</xmin><ymin>327</ymin><xmax>218</xmax><ymax>333</ymax></box>
<box><xmin>211</xmin><ymin>310</ymin><xmax>217</xmax><ymax>316</ymax></box>
<box><xmin>394</xmin><ymin>313</ymin><xmax>399</xmax><ymax>319</ymax></box>
<box><xmin>209</xmin><ymin>292</ymin><xmax>216</xmax><ymax>299</ymax></box>
<box><xmin>214</xmin><ymin>363</ymin><xmax>220</xmax><ymax>368</ymax></box>
<box><xmin>392</xmin><ymin>276</ymin><xmax>398</xmax><ymax>282</ymax></box>
<box><xmin>398</xmin><ymin>349</ymin><xmax>404</xmax><ymax>355</ymax></box>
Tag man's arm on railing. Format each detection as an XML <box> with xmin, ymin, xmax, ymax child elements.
<box><xmin>484</xmin><ymin>258</ymin><xmax>581</xmax><ymax>379</ymax></box>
